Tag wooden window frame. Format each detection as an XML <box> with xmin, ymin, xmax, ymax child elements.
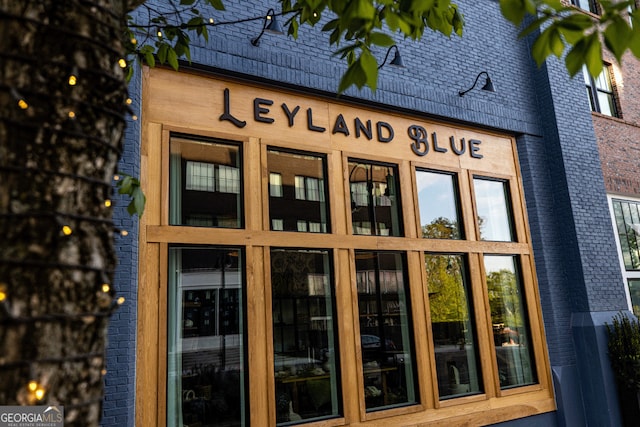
<box><xmin>136</xmin><ymin>67</ymin><xmax>555</xmax><ymax>427</ymax></box>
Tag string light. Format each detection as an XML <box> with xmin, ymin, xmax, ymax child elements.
<box><xmin>27</xmin><ymin>381</ymin><xmax>38</xmax><ymax>392</ymax></box>
<box><xmin>113</xmin><ymin>175</ymin><xmax>120</xmax><ymax>181</ymax></box>
<box><xmin>62</xmin><ymin>225</ymin><xmax>73</xmax><ymax>235</ymax></box>
<box><xmin>118</xmin><ymin>58</ymin><xmax>127</xmax><ymax>68</ymax></box>
<box><xmin>131</xmin><ymin>115</ymin><xmax>138</xmax><ymax>121</ymax></box>
<box><xmin>104</xmin><ymin>199</ymin><xmax>111</xmax><ymax>207</ymax></box>
<box><xmin>0</xmin><ymin>284</ymin><xmax>6</xmax><ymax>302</ymax></box>
<box><xmin>130</xmin><ymin>38</ymin><xmax>137</xmax><ymax>45</ymax></box>
<box><xmin>125</xmin><ymin>98</ymin><xmax>132</xmax><ymax>105</ymax></box>
<box><xmin>68</xmin><ymin>67</ymin><xmax>78</xmax><ymax>86</ymax></box>
<box><xmin>101</xmin><ymin>284</ymin><xmax>110</xmax><ymax>293</ymax></box>
<box><xmin>68</xmin><ymin>111</ymin><xmax>76</xmax><ymax>119</ymax></box>
<box><xmin>34</xmin><ymin>387</ymin><xmax>45</xmax><ymax>400</ymax></box>
<box><xmin>157</xmin><ymin>30</ymin><xmax>163</xmax><ymax>37</ymax></box>
<box><xmin>120</xmin><ymin>230</ymin><xmax>128</xmax><ymax>237</ymax></box>
<box><xmin>209</xmin><ymin>18</ymin><xmax>214</xmax><ymax>24</ymax></box>
<box><xmin>10</xmin><ymin>88</ymin><xmax>28</xmax><ymax>109</ymax></box>
<box><xmin>117</xmin><ymin>297</ymin><xmax>125</xmax><ymax>305</ymax></box>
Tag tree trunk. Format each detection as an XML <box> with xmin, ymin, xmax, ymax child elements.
<box><xmin>0</xmin><ymin>1</ymin><xmax>129</xmax><ymax>425</ymax></box>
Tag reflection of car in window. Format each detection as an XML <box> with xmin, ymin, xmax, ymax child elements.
<box><xmin>361</xmin><ymin>335</ymin><xmax>396</xmax><ymax>350</ymax></box>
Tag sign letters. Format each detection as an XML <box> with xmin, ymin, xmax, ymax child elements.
<box><xmin>219</xmin><ymin>88</ymin><xmax>483</xmax><ymax>159</ymax></box>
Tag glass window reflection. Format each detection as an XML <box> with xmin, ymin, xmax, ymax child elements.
<box><xmin>349</xmin><ymin>161</ymin><xmax>402</xmax><ymax>237</ymax></box>
<box><xmin>416</xmin><ymin>170</ymin><xmax>463</xmax><ymax>239</ymax></box>
<box><xmin>356</xmin><ymin>251</ymin><xmax>418</xmax><ymax>411</ymax></box>
<box><xmin>425</xmin><ymin>254</ymin><xmax>482</xmax><ymax>398</ymax></box>
<box><xmin>170</xmin><ymin>136</ymin><xmax>243</xmax><ymax>228</ymax></box>
<box><xmin>271</xmin><ymin>249</ymin><xmax>341</xmax><ymax>424</ymax></box>
<box><xmin>167</xmin><ymin>246</ymin><xmax>247</xmax><ymax>427</ymax></box>
<box><xmin>268</xmin><ymin>149</ymin><xmax>329</xmax><ymax>233</ymax></box>
<box><xmin>484</xmin><ymin>255</ymin><xmax>537</xmax><ymax>389</ymax></box>
<box><xmin>473</xmin><ymin>178</ymin><xmax>514</xmax><ymax>242</ymax></box>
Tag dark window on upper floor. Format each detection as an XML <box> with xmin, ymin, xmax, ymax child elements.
<box><xmin>583</xmin><ymin>64</ymin><xmax>619</xmax><ymax>118</ymax></box>
<box><xmin>572</xmin><ymin>0</ymin><xmax>599</xmax><ymax>14</ymax></box>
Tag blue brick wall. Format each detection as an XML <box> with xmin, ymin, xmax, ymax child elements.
<box><xmin>102</xmin><ymin>66</ymin><xmax>142</xmax><ymax>427</ymax></box>
<box><xmin>105</xmin><ymin>1</ymin><xmax>630</xmax><ymax>425</ymax></box>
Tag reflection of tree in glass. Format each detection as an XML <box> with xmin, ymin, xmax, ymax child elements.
<box><xmin>423</xmin><ymin>217</ymin><xmax>459</xmax><ymax>239</ymax></box>
<box><xmin>425</xmin><ymin>254</ymin><xmax>467</xmax><ymax>323</ymax></box>
<box><xmin>487</xmin><ymin>269</ymin><xmax>522</xmax><ymax>328</ymax></box>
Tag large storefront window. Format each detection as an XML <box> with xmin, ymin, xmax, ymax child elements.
<box><xmin>355</xmin><ymin>251</ymin><xmax>418</xmax><ymax>410</ymax></box>
<box><xmin>139</xmin><ymin>69</ymin><xmax>553</xmax><ymax>427</ymax></box>
<box><xmin>167</xmin><ymin>246</ymin><xmax>247</xmax><ymax>427</ymax></box>
<box><xmin>170</xmin><ymin>136</ymin><xmax>243</xmax><ymax>228</ymax></box>
<box><xmin>425</xmin><ymin>254</ymin><xmax>482</xmax><ymax>399</ymax></box>
<box><xmin>485</xmin><ymin>255</ymin><xmax>536</xmax><ymax>389</ymax></box>
<box><xmin>271</xmin><ymin>249</ymin><xmax>341</xmax><ymax>424</ymax></box>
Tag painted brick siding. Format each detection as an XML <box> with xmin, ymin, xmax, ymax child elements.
<box><xmin>101</xmin><ymin>67</ymin><xmax>141</xmax><ymax>427</ymax></box>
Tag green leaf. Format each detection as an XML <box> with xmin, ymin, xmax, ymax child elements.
<box><xmin>500</xmin><ymin>0</ymin><xmax>527</xmax><ymax>25</ymax></box>
<box><xmin>157</xmin><ymin>43</ymin><xmax>168</xmax><ymax>64</ymax></box>
<box><xmin>206</xmin><ymin>0</ymin><xmax>225</xmax><ymax>10</ymax></box>
<box><xmin>167</xmin><ymin>48</ymin><xmax>179</xmax><ymax>70</ymax></box>
<box><xmin>360</xmin><ymin>50</ymin><xmax>378</xmax><ymax>91</ymax></box>
<box><xmin>584</xmin><ymin>33</ymin><xmax>603</xmax><ymax>76</ymax></box>
<box><xmin>144</xmin><ymin>51</ymin><xmax>156</xmax><ymax>67</ymax></box>
<box><xmin>338</xmin><ymin>60</ymin><xmax>367</xmax><ymax>92</ymax></box>
<box><xmin>369</xmin><ymin>32</ymin><xmax>395</xmax><ymax>47</ymax></box>
<box><xmin>604</xmin><ymin>17</ymin><xmax>632</xmax><ymax>62</ymax></box>
<box><xmin>531</xmin><ymin>27</ymin><xmax>553</xmax><ymax>66</ymax></box>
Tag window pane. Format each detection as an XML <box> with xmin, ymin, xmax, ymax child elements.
<box><xmin>356</xmin><ymin>251</ymin><xmax>418</xmax><ymax>410</ymax></box>
<box><xmin>349</xmin><ymin>161</ymin><xmax>403</xmax><ymax>237</ymax></box>
<box><xmin>416</xmin><ymin>170</ymin><xmax>463</xmax><ymax>239</ymax></box>
<box><xmin>597</xmin><ymin>91</ymin><xmax>615</xmax><ymax>116</ymax></box>
<box><xmin>271</xmin><ymin>249</ymin><xmax>341</xmax><ymax>423</ymax></box>
<box><xmin>270</xmin><ymin>173</ymin><xmax>283</xmax><ymax>198</ymax></box>
<box><xmin>629</xmin><ymin>279</ymin><xmax>640</xmax><ymax>318</ymax></box>
<box><xmin>612</xmin><ymin>200</ymin><xmax>640</xmax><ymax>270</ymax></box>
<box><xmin>167</xmin><ymin>247</ymin><xmax>247</xmax><ymax>427</ymax></box>
<box><xmin>170</xmin><ymin>136</ymin><xmax>243</xmax><ymax>228</ymax></box>
<box><xmin>268</xmin><ymin>149</ymin><xmax>330</xmax><ymax>233</ymax></box>
<box><xmin>485</xmin><ymin>255</ymin><xmax>537</xmax><ymax>389</ymax></box>
<box><xmin>425</xmin><ymin>254</ymin><xmax>482</xmax><ymax>399</ymax></box>
<box><xmin>474</xmin><ymin>178</ymin><xmax>514</xmax><ymax>241</ymax></box>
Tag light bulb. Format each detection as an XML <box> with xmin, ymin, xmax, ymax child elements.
<box><xmin>118</xmin><ymin>58</ymin><xmax>127</xmax><ymax>68</ymax></box>
<box><xmin>101</xmin><ymin>284</ymin><xmax>110</xmax><ymax>293</ymax></box>
<box><xmin>117</xmin><ymin>297</ymin><xmax>125</xmax><ymax>305</ymax></box>
<box><xmin>68</xmin><ymin>75</ymin><xmax>77</xmax><ymax>86</ymax></box>
<box><xmin>157</xmin><ymin>30</ymin><xmax>163</xmax><ymax>37</ymax></box>
<box><xmin>104</xmin><ymin>199</ymin><xmax>111</xmax><ymax>207</ymax></box>
<box><xmin>121</xmin><ymin>230</ymin><xmax>129</xmax><ymax>237</ymax></box>
<box><xmin>209</xmin><ymin>18</ymin><xmax>214</xmax><ymax>24</ymax></box>
<box><xmin>28</xmin><ymin>381</ymin><xmax>38</xmax><ymax>392</ymax></box>
<box><xmin>125</xmin><ymin>98</ymin><xmax>132</xmax><ymax>105</ymax></box>
<box><xmin>113</xmin><ymin>175</ymin><xmax>120</xmax><ymax>181</ymax></box>
<box><xmin>130</xmin><ymin>38</ymin><xmax>137</xmax><ymax>45</ymax></box>
<box><xmin>62</xmin><ymin>225</ymin><xmax>73</xmax><ymax>235</ymax></box>
<box><xmin>35</xmin><ymin>388</ymin><xmax>45</xmax><ymax>400</ymax></box>
<box><xmin>0</xmin><ymin>290</ymin><xmax>6</xmax><ymax>302</ymax></box>
<box><xmin>17</xmin><ymin>99</ymin><xmax>28</xmax><ymax>109</ymax></box>
<box><xmin>68</xmin><ymin>111</ymin><xmax>76</xmax><ymax>118</ymax></box>
<box><xmin>131</xmin><ymin>115</ymin><xmax>138</xmax><ymax>121</ymax></box>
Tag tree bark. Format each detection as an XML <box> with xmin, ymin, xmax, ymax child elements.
<box><xmin>0</xmin><ymin>1</ymin><xmax>129</xmax><ymax>425</ymax></box>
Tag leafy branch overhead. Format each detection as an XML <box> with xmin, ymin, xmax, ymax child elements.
<box><xmin>125</xmin><ymin>0</ymin><xmax>640</xmax><ymax>90</ymax></box>
<box><xmin>500</xmin><ymin>0</ymin><xmax>640</xmax><ymax>77</ymax></box>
